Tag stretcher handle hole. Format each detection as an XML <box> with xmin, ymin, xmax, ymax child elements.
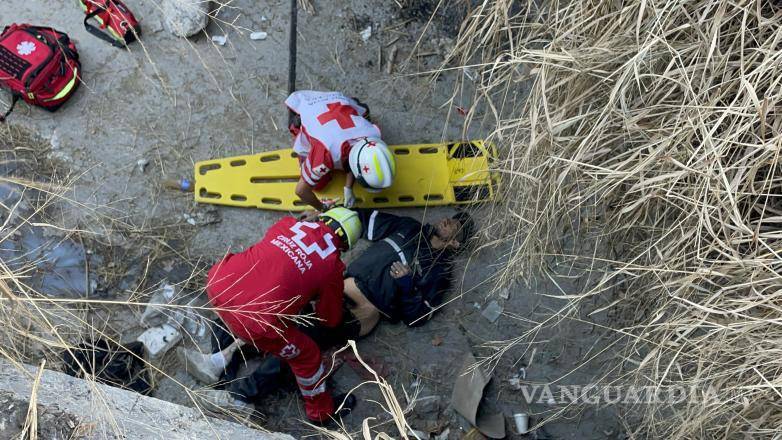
<box><xmin>230</xmin><ymin>159</ymin><xmax>247</xmax><ymax>167</ymax></box>
<box><xmin>293</xmin><ymin>200</ymin><xmax>308</xmax><ymax>206</ymax></box>
<box><xmin>261</xmin><ymin>197</ymin><xmax>282</xmax><ymax>205</ymax></box>
<box><xmin>250</xmin><ymin>176</ymin><xmax>298</xmax><ymax>183</ymax></box>
<box><xmin>398</xmin><ymin>195</ymin><xmax>415</xmax><ymax>202</ymax></box>
<box><xmin>424</xmin><ymin>194</ymin><xmax>444</xmax><ymax>201</ymax></box>
<box><xmin>449</xmin><ymin>142</ymin><xmax>484</xmax><ymax>158</ymax></box>
<box><xmin>231</xmin><ymin>194</ymin><xmax>247</xmax><ymax>202</ymax></box>
<box><xmin>419</xmin><ymin>147</ymin><xmax>439</xmax><ymax>154</ymax></box>
<box><xmin>394</xmin><ymin>148</ymin><xmax>410</xmax><ymax>155</ymax></box>
<box><xmin>199</xmin><ymin>188</ymin><xmax>221</xmax><ymax>199</ymax></box>
<box><xmin>291</xmin><ymin>152</ymin><xmax>299</xmax><ymax>158</ymax></box>
<box><xmin>199</xmin><ymin>163</ymin><xmax>221</xmax><ymax>175</ymax></box>
<box><xmin>260</xmin><ymin>154</ymin><xmax>281</xmax><ymax>162</ymax></box>
<box><xmin>373</xmin><ymin>197</ymin><xmax>390</xmax><ymax>203</ymax></box>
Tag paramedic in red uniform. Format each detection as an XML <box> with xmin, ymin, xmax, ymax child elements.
<box><xmin>286</xmin><ymin>90</ymin><xmax>397</xmax><ymax>211</ymax></box>
<box><xmin>181</xmin><ymin>208</ymin><xmax>362</xmax><ymax>423</ymax></box>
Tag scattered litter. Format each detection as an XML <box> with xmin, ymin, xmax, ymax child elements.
<box><xmin>136</xmin><ymin>323</ymin><xmax>182</xmax><ymax>358</ymax></box>
<box><xmin>452</xmin><ymin>352</ymin><xmax>506</xmax><ymax>438</ymax></box>
<box><xmin>410</xmin><ymin>369</ymin><xmax>422</xmax><ymax>389</ymax></box>
<box><xmin>140</xmin><ymin>283</ymin><xmax>177</xmax><ymax>327</ymax></box>
<box><xmin>499</xmin><ymin>286</ymin><xmax>510</xmax><ymax>300</ymax></box>
<box><xmin>360</xmin><ymin>26</ymin><xmax>372</xmax><ymax>42</ymax></box>
<box><xmin>50</xmin><ymin>129</ymin><xmax>61</xmax><ymax>150</ymax></box>
<box><xmin>181</xmin><ymin>208</ymin><xmax>221</xmax><ymax>226</ymax></box>
<box><xmin>0</xmin><ymin>224</ymin><xmax>91</xmax><ymax>298</ymax></box>
<box><xmin>509</xmin><ymin>366</ymin><xmax>527</xmax><ymax>390</ymax></box>
<box><xmin>386</xmin><ymin>45</ymin><xmax>398</xmax><ymax>75</ymax></box>
<box><xmin>250</xmin><ymin>31</ymin><xmax>268</xmax><ymax>40</ymax></box>
<box><xmin>163</xmin><ymin>177</ymin><xmax>193</xmax><ymax>192</ymax></box>
<box><xmin>431</xmin><ymin>335</ymin><xmax>443</xmax><ymax>346</ymax></box>
<box><xmin>136</xmin><ymin>158</ymin><xmax>149</xmax><ymax>173</ymax></box>
<box><xmin>456</xmin><ymin>106</ymin><xmax>468</xmax><ymax>116</ymax></box>
<box><xmin>211</xmin><ymin>35</ymin><xmax>227</xmax><ymax>46</ymax></box>
<box><xmin>473</xmin><ymin>302</ymin><xmax>481</xmax><ymax>309</ymax></box>
<box><xmin>513</xmin><ymin>413</ymin><xmax>529</xmax><ymax>434</ymax></box>
<box><xmin>481</xmin><ymin>300</ymin><xmax>503</xmax><ymax>323</ymax></box>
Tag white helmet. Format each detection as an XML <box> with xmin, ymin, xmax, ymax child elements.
<box><xmin>348</xmin><ymin>137</ymin><xmax>395</xmax><ymax>190</ymax></box>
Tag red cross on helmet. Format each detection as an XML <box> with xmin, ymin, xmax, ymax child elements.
<box><xmin>348</xmin><ymin>137</ymin><xmax>395</xmax><ymax>191</ymax></box>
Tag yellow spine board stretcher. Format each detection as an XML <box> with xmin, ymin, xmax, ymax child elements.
<box><xmin>194</xmin><ymin>141</ymin><xmax>499</xmax><ymax>211</ymax></box>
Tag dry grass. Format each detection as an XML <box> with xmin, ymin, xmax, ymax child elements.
<box><xmin>447</xmin><ymin>0</ymin><xmax>782</xmax><ymax>438</ymax></box>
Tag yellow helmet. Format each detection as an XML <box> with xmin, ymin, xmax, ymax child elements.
<box><xmin>319</xmin><ymin>207</ymin><xmax>362</xmax><ymax>249</ymax></box>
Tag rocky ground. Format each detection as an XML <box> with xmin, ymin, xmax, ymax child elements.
<box><xmin>1</xmin><ymin>0</ymin><xmax>625</xmax><ymax>438</ymax></box>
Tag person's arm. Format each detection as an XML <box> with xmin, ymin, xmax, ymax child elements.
<box><xmin>354</xmin><ymin>209</ymin><xmax>419</xmax><ymax>242</ymax></box>
<box><xmin>314</xmin><ymin>264</ymin><xmax>345</xmax><ymax>328</ymax></box>
<box><xmin>296</xmin><ymin>178</ymin><xmax>327</xmax><ymax>211</ymax></box>
<box><xmin>391</xmin><ymin>262</ymin><xmax>450</xmax><ymax>327</ymax></box>
<box><xmin>343</xmin><ymin>173</ymin><xmax>356</xmax><ymax>208</ymax></box>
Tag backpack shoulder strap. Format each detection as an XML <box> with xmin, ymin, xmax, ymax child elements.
<box><xmin>0</xmin><ymin>94</ymin><xmax>19</xmax><ymax>123</ymax></box>
<box><xmin>84</xmin><ymin>4</ymin><xmax>125</xmax><ymax>48</ymax></box>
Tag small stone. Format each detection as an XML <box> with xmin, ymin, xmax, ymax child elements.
<box><xmin>434</xmin><ymin>428</ymin><xmax>450</xmax><ymax>440</ymax></box>
<box><xmin>415</xmin><ymin>395</ymin><xmax>441</xmax><ymax>416</ymax></box>
<box><xmin>360</xmin><ymin>26</ymin><xmax>372</xmax><ymax>42</ymax></box>
<box><xmin>431</xmin><ymin>335</ymin><xmax>443</xmax><ymax>346</ymax></box>
<box><xmin>481</xmin><ymin>300</ymin><xmax>503</xmax><ymax>323</ymax></box>
<box><xmin>137</xmin><ymin>158</ymin><xmax>149</xmax><ymax>173</ymax></box>
<box><xmin>211</xmin><ymin>35</ymin><xmax>227</xmax><ymax>45</ymax></box>
<box><xmin>250</xmin><ymin>31</ymin><xmax>268</xmax><ymax>40</ymax></box>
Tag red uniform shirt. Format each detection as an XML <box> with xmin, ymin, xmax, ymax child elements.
<box><xmin>206</xmin><ymin>217</ymin><xmax>345</xmax><ymax>343</ymax></box>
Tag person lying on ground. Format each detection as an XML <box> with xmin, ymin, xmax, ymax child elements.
<box><xmin>177</xmin><ymin>207</ymin><xmax>362</xmax><ymax>423</ymax></box>
<box><xmin>343</xmin><ymin>209</ymin><xmax>475</xmax><ymax>336</ymax></box>
<box><xmin>286</xmin><ymin>90</ymin><xmax>396</xmax><ymax>210</ymax></box>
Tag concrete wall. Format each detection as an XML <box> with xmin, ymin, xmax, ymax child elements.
<box><xmin>0</xmin><ymin>360</ymin><xmax>294</xmax><ymax>440</ymax></box>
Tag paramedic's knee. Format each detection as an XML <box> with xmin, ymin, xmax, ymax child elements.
<box><xmin>344</xmin><ymin>278</ymin><xmax>381</xmax><ymax>337</ymax></box>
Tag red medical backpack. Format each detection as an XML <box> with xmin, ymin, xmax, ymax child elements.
<box><xmin>0</xmin><ymin>24</ymin><xmax>81</xmax><ymax>121</ymax></box>
<box><xmin>79</xmin><ymin>0</ymin><xmax>141</xmax><ymax>48</ymax></box>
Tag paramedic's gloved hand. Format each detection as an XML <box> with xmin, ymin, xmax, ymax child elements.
<box><xmin>343</xmin><ymin>186</ymin><xmax>356</xmax><ymax>208</ymax></box>
<box><xmin>390</xmin><ymin>261</ymin><xmax>413</xmax><ymax>293</ymax></box>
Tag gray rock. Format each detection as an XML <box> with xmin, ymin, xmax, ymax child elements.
<box><xmin>162</xmin><ymin>0</ymin><xmax>211</xmax><ymax>38</ymax></box>
<box><xmin>415</xmin><ymin>395</ymin><xmax>442</xmax><ymax>416</ymax></box>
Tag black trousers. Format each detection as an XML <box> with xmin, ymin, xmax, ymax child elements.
<box><xmin>209</xmin><ymin>307</ymin><xmax>362</xmax><ymax>403</ymax></box>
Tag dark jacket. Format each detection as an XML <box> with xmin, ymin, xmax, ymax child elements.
<box><xmin>345</xmin><ymin>209</ymin><xmax>454</xmax><ymax>326</ymax></box>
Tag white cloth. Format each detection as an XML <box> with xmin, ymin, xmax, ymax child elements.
<box><xmin>285</xmin><ymin>90</ymin><xmax>380</xmax><ymax>164</ymax></box>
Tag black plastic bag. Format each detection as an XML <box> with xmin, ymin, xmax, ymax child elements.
<box><xmin>62</xmin><ymin>338</ymin><xmax>153</xmax><ymax>395</ymax></box>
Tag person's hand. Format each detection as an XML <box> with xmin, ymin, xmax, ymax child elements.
<box><xmin>389</xmin><ymin>261</ymin><xmax>411</xmax><ymax>279</ymax></box>
<box><xmin>343</xmin><ymin>186</ymin><xmax>356</xmax><ymax>208</ymax></box>
<box><xmin>321</xmin><ymin>199</ymin><xmax>336</xmax><ymax>211</ymax></box>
